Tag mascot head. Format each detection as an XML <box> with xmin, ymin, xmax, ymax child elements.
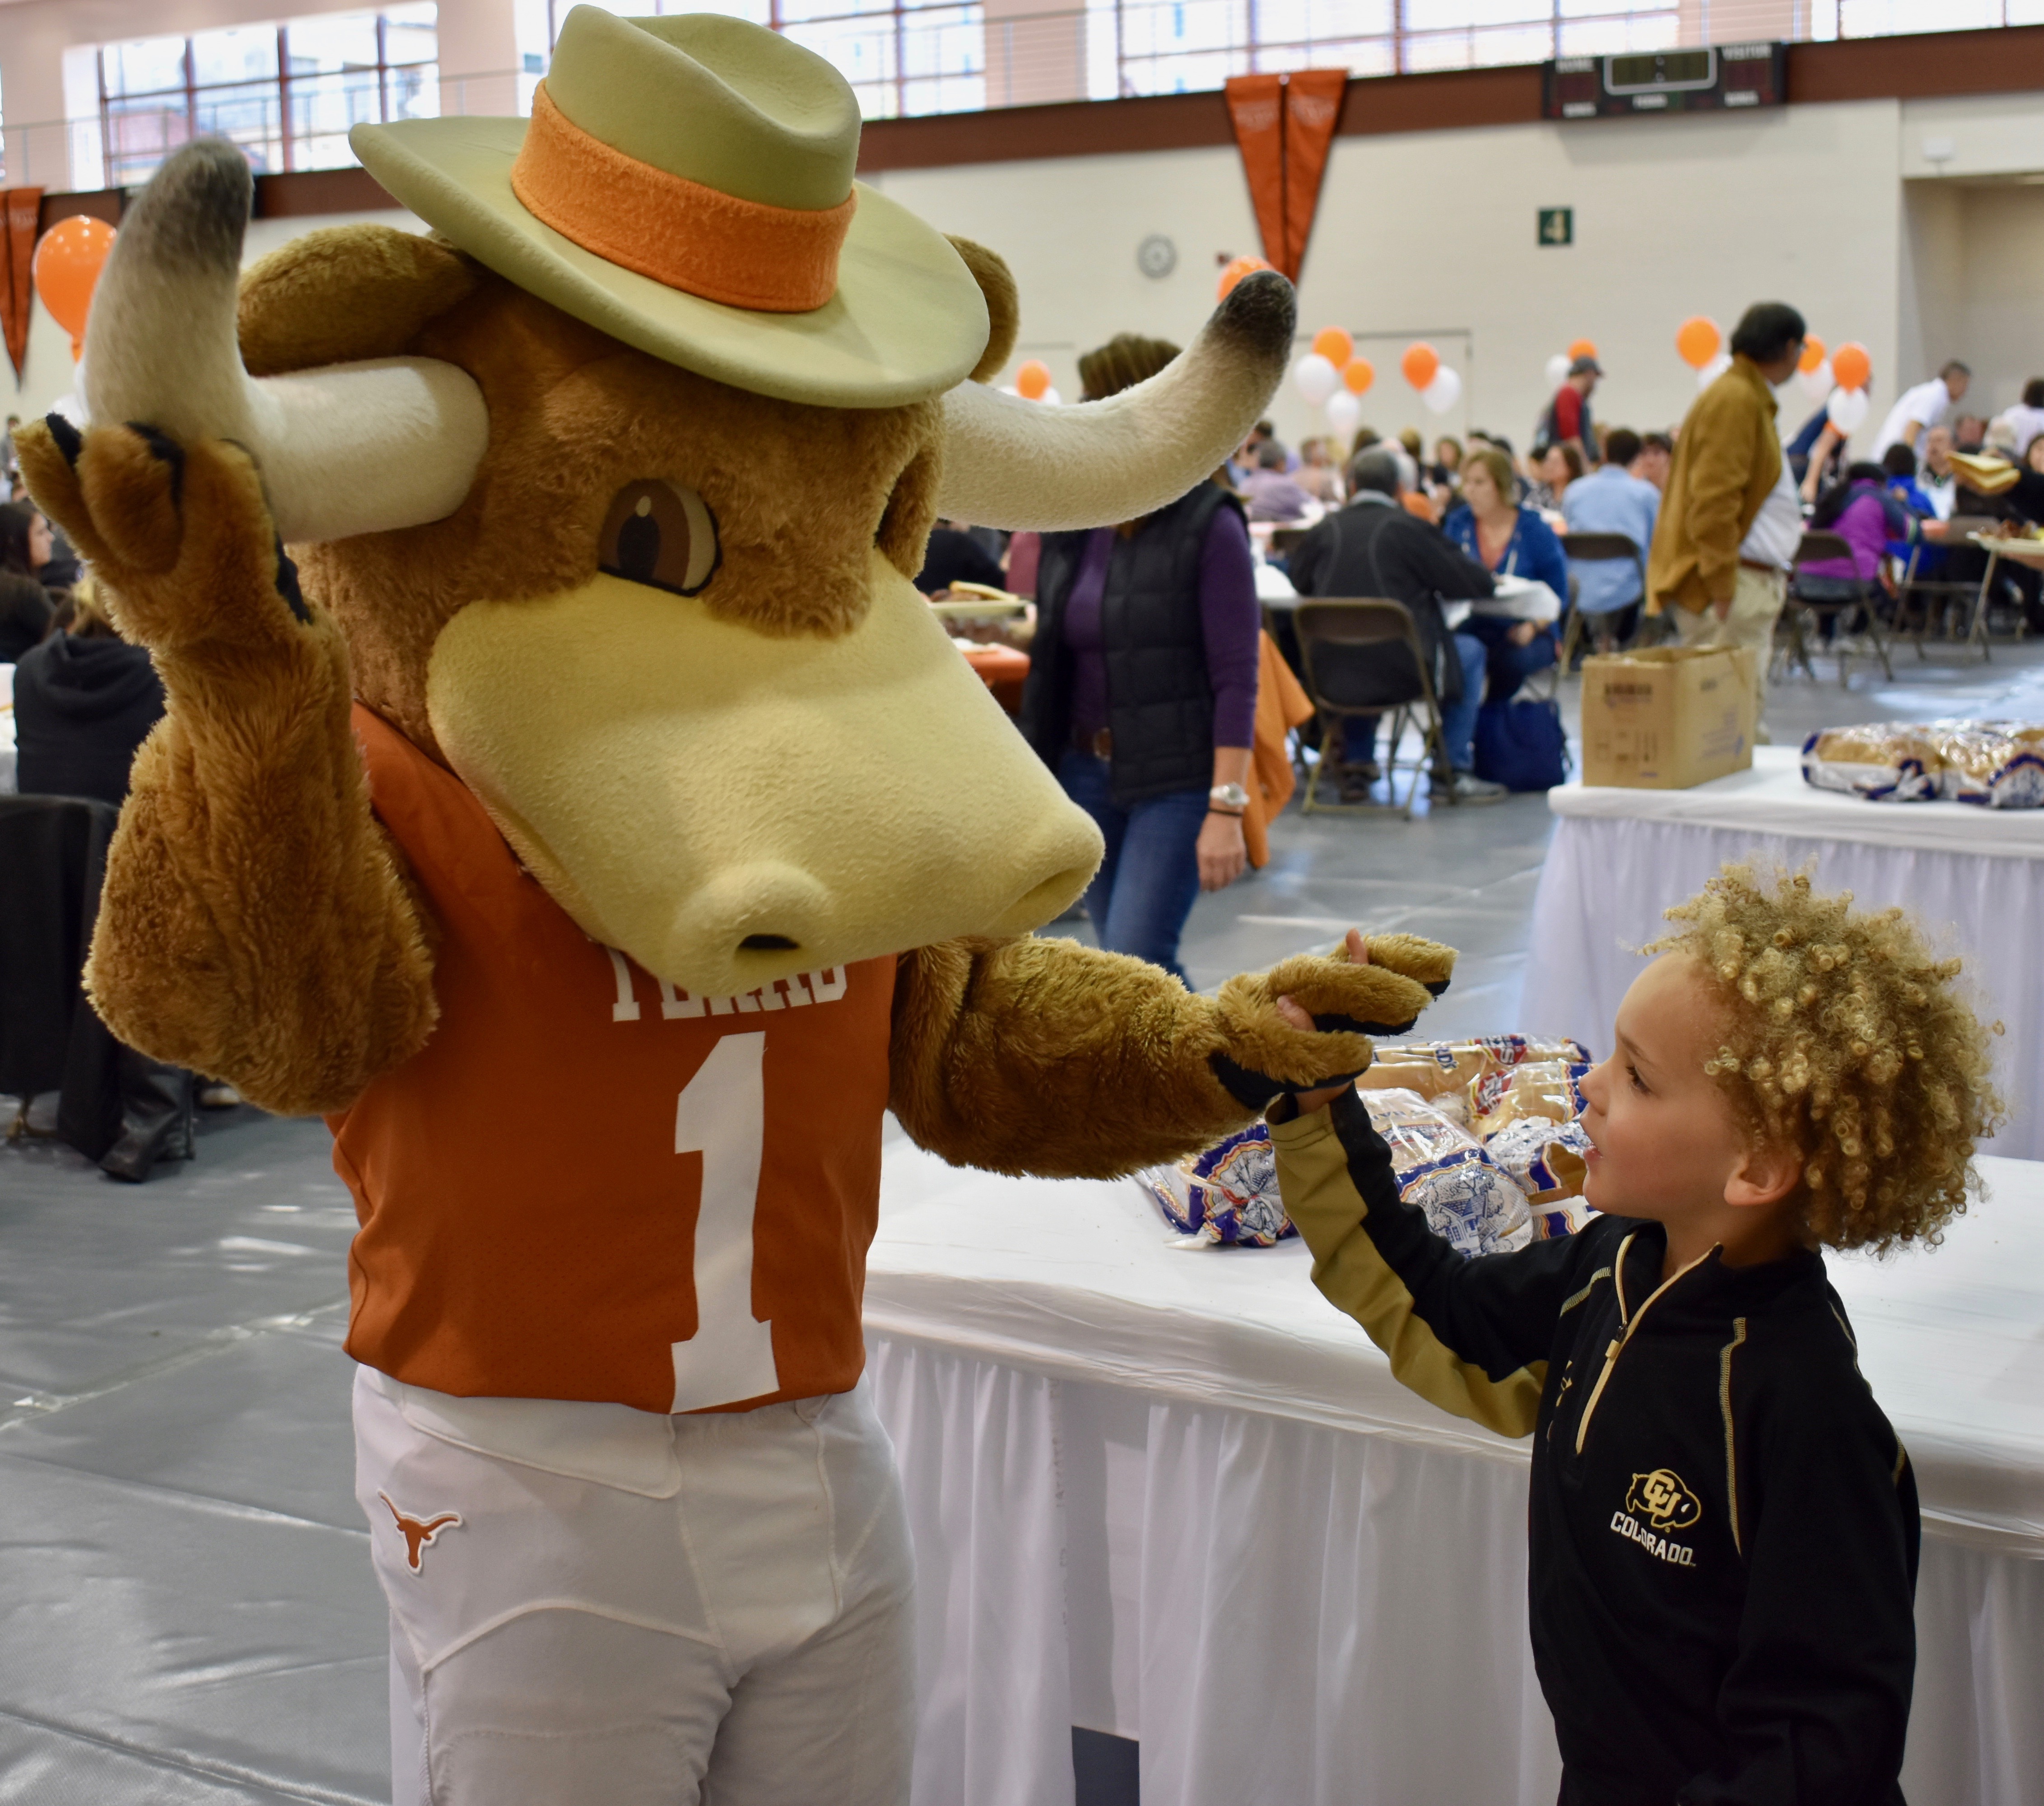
<box><xmin>78</xmin><ymin>7</ymin><xmax>1295</xmax><ymax>998</ymax></box>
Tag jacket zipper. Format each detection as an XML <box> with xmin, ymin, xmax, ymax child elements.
<box><xmin>1573</xmin><ymin>1236</ymin><xmax>1718</xmax><ymax>1456</ymax></box>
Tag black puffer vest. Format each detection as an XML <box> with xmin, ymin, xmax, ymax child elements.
<box><xmin>1020</xmin><ymin>483</ymin><xmax>1238</xmax><ymax>806</ymax></box>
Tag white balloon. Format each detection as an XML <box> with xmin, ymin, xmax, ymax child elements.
<box><xmin>1422</xmin><ymin>365</ymin><xmax>1462</xmax><ymax>414</ymax></box>
<box><xmin>1696</xmin><ymin>352</ymin><xmax>1732</xmax><ymax>390</ymax></box>
<box><xmin>1293</xmin><ymin>352</ymin><xmax>1341</xmax><ymax>407</ymax></box>
<box><xmin>1042</xmin><ymin>386</ymin><xmax>1063</xmax><ymax>406</ymax></box>
<box><xmin>1325</xmin><ymin>389</ymin><xmax>1363</xmax><ymax>438</ymax></box>
<box><xmin>1825</xmin><ymin>386</ymin><xmax>1869</xmax><ymax>433</ymax></box>
<box><xmin>1545</xmin><ymin>353</ymin><xmax>1572</xmax><ymax>389</ymax></box>
<box><xmin>1797</xmin><ymin>358</ymin><xmax>1833</xmax><ymax>400</ymax></box>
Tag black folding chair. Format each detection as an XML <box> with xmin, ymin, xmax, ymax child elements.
<box><xmin>1292</xmin><ymin>599</ymin><xmax>1450</xmax><ymax>819</ymax></box>
<box><xmin>1893</xmin><ymin>515</ymin><xmax>1998</xmax><ymax>657</ymax></box>
<box><xmin>1780</xmin><ymin>531</ymin><xmax>1893</xmax><ymax>687</ymax></box>
<box><xmin>1558</xmin><ymin>532</ymin><xmax>1648</xmax><ymax>672</ymax></box>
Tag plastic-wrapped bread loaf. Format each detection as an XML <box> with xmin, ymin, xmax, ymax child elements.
<box><xmin>1931</xmin><ymin>721</ymin><xmax>2044</xmax><ymax>808</ymax></box>
<box><xmin>1799</xmin><ymin>724</ymin><xmax>1942</xmax><ymax>801</ymax></box>
<box><xmin>1362</xmin><ymin>1036</ymin><xmax>1592</xmax><ymax>1128</ymax></box>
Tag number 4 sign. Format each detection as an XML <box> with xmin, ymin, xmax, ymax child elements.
<box><xmin>670</xmin><ymin>1031</ymin><xmax>780</xmax><ymax>1411</ymax></box>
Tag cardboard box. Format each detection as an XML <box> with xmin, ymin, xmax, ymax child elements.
<box><xmin>1578</xmin><ymin>646</ymin><xmax>1757</xmax><ymax>789</ymax></box>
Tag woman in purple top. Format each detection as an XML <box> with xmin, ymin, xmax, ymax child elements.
<box><xmin>1016</xmin><ymin>332</ymin><xmax>1261</xmax><ymax>985</ymax></box>
<box><xmin>1799</xmin><ymin>462</ymin><xmax>1909</xmax><ymax>604</ymax></box>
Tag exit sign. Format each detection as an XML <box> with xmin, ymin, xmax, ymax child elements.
<box><xmin>1539</xmin><ymin>207</ymin><xmax>1574</xmax><ymax>246</ymax></box>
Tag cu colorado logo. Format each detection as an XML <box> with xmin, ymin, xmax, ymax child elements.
<box><xmin>1626</xmin><ymin>1469</ymin><xmax>1702</xmax><ymax>1531</ymax></box>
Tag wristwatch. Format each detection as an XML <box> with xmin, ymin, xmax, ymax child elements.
<box><xmin>1208</xmin><ymin>782</ymin><xmax>1250</xmax><ymax>816</ymax></box>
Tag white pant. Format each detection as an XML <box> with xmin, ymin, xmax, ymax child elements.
<box><xmin>353</xmin><ymin>1368</ymin><xmax>915</xmax><ymax>1806</ymax></box>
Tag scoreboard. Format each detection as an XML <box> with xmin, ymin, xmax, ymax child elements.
<box><xmin>1542</xmin><ymin>43</ymin><xmax>1788</xmax><ymax>120</ymax></box>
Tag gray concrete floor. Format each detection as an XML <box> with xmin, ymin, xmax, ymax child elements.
<box><xmin>5</xmin><ymin>632</ymin><xmax>2044</xmax><ymax>1804</ymax></box>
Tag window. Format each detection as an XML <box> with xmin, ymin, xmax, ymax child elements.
<box><xmin>95</xmin><ymin>7</ymin><xmax>437</xmax><ymax>186</ymax></box>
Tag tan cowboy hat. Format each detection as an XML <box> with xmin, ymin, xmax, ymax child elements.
<box><xmin>350</xmin><ymin>7</ymin><xmax>988</xmax><ymax>409</ymax></box>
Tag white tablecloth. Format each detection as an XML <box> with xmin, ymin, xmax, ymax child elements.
<box><xmin>866</xmin><ymin>1134</ymin><xmax>2044</xmax><ymax>1806</ymax></box>
<box><xmin>1521</xmin><ymin>744</ymin><xmax>2044</xmax><ymax>1158</ymax></box>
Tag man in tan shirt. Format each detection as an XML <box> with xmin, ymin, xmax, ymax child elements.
<box><xmin>1646</xmin><ymin>303</ymin><xmax>1807</xmax><ymax>736</ymax></box>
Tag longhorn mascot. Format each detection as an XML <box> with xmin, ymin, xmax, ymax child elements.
<box><xmin>22</xmin><ymin>12</ymin><xmax>1456</xmax><ymax>1802</ymax></box>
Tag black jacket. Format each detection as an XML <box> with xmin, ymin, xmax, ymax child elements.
<box><xmin>14</xmin><ymin>631</ymin><xmax>167</xmax><ymax>806</ymax></box>
<box><xmin>1021</xmin><ymin>483</ymin><xmax>1237</xmax><ymax>805</ymax></box>
<box><xmin>1286</xmin><ymin>497</ymin><xmax>1494</xmax><ymax>704</ymax></box>
<box><xmin>0</xmin><ymin>571</ymin><xmax>52</xmax><ymax>662</ymax></box>
<box><xmin>914</xmin><ymin>526</ymin><xmax>1006</xmax><ymax>595</ymax></box>
<box><xmin>1273</xmin><ymin>1090</ymin><xmax>1918</xmax><ymax>1806</ymax></box>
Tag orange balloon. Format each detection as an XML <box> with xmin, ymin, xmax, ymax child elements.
<box><xmin>1312</xmin><ymin>326</ymin><xmax>1354</xmax><ymax>367</ymax></box>
<box><xmin>1015</xmin><ymin>359</ymin><xmax>1051</xmax><ymax>401</ymax></box>
<box><xmin>1218</xmin><ymin>255</ymin><xmax>1273</xmax><ymax>301</ymax></box>
<box><xmin>1798</xmin><ymin>336</ymin><xmax>1827</xmax><ymax>373</ymax></box>
<box><xmin>1675</xmin><ymin>316</ymin><xmax>1721</xmax><ymax>370</ymax></box>
<box><xmin>1567</xmin><ymin>338</ymin><xmax>1597</xmax><ymax>361</ymax></box>
<box><xmin>1401</xmin><ymin>342</ymin><xmax>1440</xmax><ymax>390</ymax></box>
<box><xmin>1831</xmin><ymin>342</ymin><xmax>1871</xmax><ymax>391</ymax></box>
<box><xmin>33</xmin><ymin>215</ymin><xmax>117</xmax><ymax>359</ymax></box>
<box><xmin>1343</xmin><ymin>357</ymin><xmax>1374</xmax><ymax>396</ymax></box>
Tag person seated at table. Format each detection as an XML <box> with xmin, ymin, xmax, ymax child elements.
<box><xmin>1561</xmin><ymin>427</ymin><xmax>1659</xmax><ymax>653</ymax></box>
<box><xmin>1524</xmin><ymin>441</ymin><xmax>1582</xmax><ymax>516</ymax></box>
<box><xmin>1430</xmin><ymin>435</ymin><xmax>1463</xmax><ymax>490</ymax></box>
<box><xmin>1286</xmin><ymin>443</ymin><xmax>1503</xmax><ymax>805</ymax></box>
<box><xmin>1294</xmin><ymin>437</ymin><xmax>1344</xmax><ymax>505</ymax></box>
<box><xmin>1266</xmin><ymin>865</ymin><xmax>1999</xmax><ymax>1806</ymax></box>
<box><xmin>12</xmin><ymin>577</ymin><xmax>166</xmax><ymax>805</ymax></box>
<box><xmin>1443</xmin><ymin>446</ymin><xmax>1570</xmax><ymax>707</ymax></box>
<box><xmin>1241</xmin><ymin>439</ymin><xmax>1316</xmax><ymax>522</ymax></box>
<box><xmin>1631</xmin><ymin>430</ymin><xmax>1672</xmax><ymax>494</ymax></box>
<box><xmin>913</xmin><ymin>516</ymin><xmax>1006</xmax><ymax>595</ymax></box>
<box><xmin>1881</xmin><ymin>443</ymin><xmax>1945</xmax><ymax>579</ymax></box>
<box><xmin>0</xmin><ymin>501</ymin><xmax>55</xmax><ymax>660</ymax></box>
<box><xmin>1798</xmin><ymin>462</ymin><xmax>1909</xmax><ymax>634</ymax></box>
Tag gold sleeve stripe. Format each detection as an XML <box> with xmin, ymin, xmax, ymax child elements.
<box><xmin>1720</xmin><ymin>1316</ymin><xmax>1748</xmax><ymax>1557</ymax></box>
<box><xmin>1558</xmin><ymin>1268</ymin><xmax>1612</xmax><ymax>1318</ymax></box>
<box><xmin>1272</xmin><ymin>1111</ymin><xmax>1543</xmax><ymax>1441</ymax></box>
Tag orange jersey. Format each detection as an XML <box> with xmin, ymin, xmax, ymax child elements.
<box><xmin>331</xmin><ymin>705</ymin><xmax>896</xmax><ymax>1415</ymax></box>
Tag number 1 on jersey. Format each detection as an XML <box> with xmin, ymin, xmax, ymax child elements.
<box><xmin>670</xmin><ymin>1031</ymin><xmax>779</xmax><ymax>1412</ymax></box>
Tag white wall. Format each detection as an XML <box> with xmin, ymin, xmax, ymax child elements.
<box><xmin>1949</xmin><ymin>182</ymin><xmax>2044</xmax><ymax>417</ymax></box>
<box><xmin>871</xmin><ymin>96</ymin><xmax>1907</xmax><ymax>459</ymax></box>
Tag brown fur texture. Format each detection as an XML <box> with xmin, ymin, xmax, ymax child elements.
<box><xmin>18</xmin><ymin>422</ymin><xmax>436</xmax><ymax>1114</ymax></box>
<box><xmin>948</xmin><ymin>237</ymin><xmax>1018</xmax><ymax>384</ymax></box>
<box><xmin>239</xmin><ymin>225</ymin><xmax>478</xmax><ymax>378</ymax></box>
<box><xmin>890</xmin><ymin>932</ymin><xmax>1452</xmax><ymax>1177</ymax></box>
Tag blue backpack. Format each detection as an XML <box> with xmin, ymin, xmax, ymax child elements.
<box><xmin>1474</xmin><ymin>696</ymin><xmax>1569</xmax><ymax>791</ymax></box>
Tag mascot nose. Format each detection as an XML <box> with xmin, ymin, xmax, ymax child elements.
<box><xmin>678</xmin><ymin>861</ymin><xmax>833</xmax><ymax>966</ymax></box>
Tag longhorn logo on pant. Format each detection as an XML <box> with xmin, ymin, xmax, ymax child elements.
<box><xmin>380</xmin><ymin>1492</ymin><xmax>463</xmax><ymax>1573</ymax></box>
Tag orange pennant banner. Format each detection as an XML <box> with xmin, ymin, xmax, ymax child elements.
<box><xmin>0</xmin><ymin>188</ymin><xmax>42</xmax><ymax>384</ymax></box>
<box><xmin>1223</xmin><ymin>71</ymin><xmax>1347</xmax><ymax>283</ymax></box>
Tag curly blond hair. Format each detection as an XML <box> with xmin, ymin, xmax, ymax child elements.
<box><xmin>1646</xmin><ymin>864</ymin><xmax>2002</xmax><ymax>1252</ymax></box>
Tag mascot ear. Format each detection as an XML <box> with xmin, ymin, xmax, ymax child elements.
<box><xmin>947</xmin><ymin>236</ymin><xmax>1019</xmax><ymax>385</ymax></box>
<box><xmin>239</xmin><ymin>224</ymin><xmax>478</xmax><ymax>377</ymax></box>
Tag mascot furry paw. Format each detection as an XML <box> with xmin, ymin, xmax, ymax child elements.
<box><xmin>22</xmin><ymin>11</ymin><xmax>1453</xmax><ymax>1800</ymax></box>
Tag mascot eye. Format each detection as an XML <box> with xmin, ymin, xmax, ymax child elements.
<box><xmin>598</xmin><ymin>479</ymin><xmax>721</xmax><ymax>596</ymax></box>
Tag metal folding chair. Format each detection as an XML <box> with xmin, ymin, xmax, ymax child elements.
<box><xmin>1558</xmin><ymin>532</ymin><xmax>1648</xmax><ymax>675</ymax></box>
<box><xmin>1292</xmin><ymin>599</ymin><xmax>1450</xmax><ymax>819</ymax></box>
<box><xmin>1893</xmin><ymin>515</ymin><xmax>1999</xmax><ymax>657</ymax></box>
<box><xmin>1780</xmin><ymin>531</ymin><xmax>1893</xmax><ymax>687</ymax></box>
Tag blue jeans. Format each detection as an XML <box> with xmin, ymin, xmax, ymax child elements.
<box><xmin>1344</xmin><ymin>632</ymin><xmax>1487</xmax><ymax>772</ymax></box>
<box><xmin>1057</xmin><ymin>748</ymin><xmax>1206</xmax><ymax>984</ymax></box>
<box><xmin>1465</xmin><ymin>615</ymin><xmax>1559</xmax><ymax>704</ymax></box>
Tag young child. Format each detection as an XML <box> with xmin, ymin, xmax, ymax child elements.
<box><xmin>1267</xmin><ymin>867</ymin><xmax>2001</xmax><ymax>1805</ymax></box>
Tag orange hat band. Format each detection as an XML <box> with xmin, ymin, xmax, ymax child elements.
<box><xmin>509</xmin><ymin>84</ymin><xmax>855</xmax><ymax>314</ymax></box>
